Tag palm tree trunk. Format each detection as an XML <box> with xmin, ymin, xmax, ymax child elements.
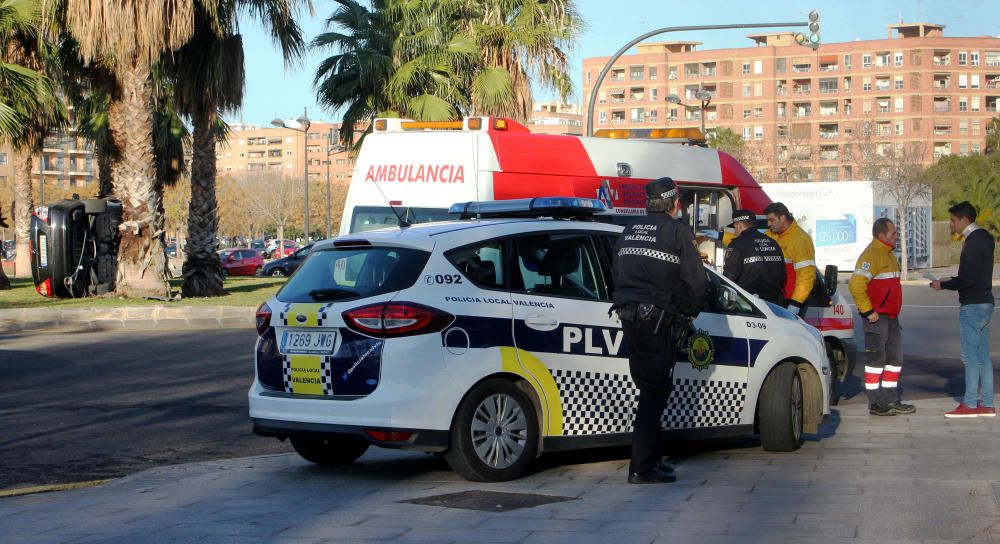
<box><xmin>97</xmin><ymin>152</ymin><xmax>113</xmax><ymax>198</ymax></box>
<box><xmin>12</xmin><ymin>152</ymin><xmax>33</xmax><ymax>279</ymax></box>
<box><xmin>182</xmin><ymin>109</ymin><xmax>224</xmax><ymax>297</ymax></box>
<box><xmin>108</xmin><ymin>62</ymin><xmax>169</xmax><ymax>298</ymax></box>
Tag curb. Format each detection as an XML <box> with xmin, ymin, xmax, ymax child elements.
<box><xmin>0</xmin><ymin>305</ymin><xmax>255</xmax><ymax>333</ymax></box>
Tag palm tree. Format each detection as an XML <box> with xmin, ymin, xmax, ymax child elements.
<box><xmin>0</xmin><ymin>0</ymin><xmax>64</xmax><ymax>278</ymax></box>
<box><xmin>985</xmin><ymin>116</ymin><xmax>1000</xmax><ymax>155</ymax></box>
<box><xmin>170</xmin><ymin>0</ymin><xmax>305</xmax><ymax>297</ymax></box>
<box><xmin>55</xmin><ymin>0</ymin><xmax>200</xmax><ymax>298</ymax></box>
<box><xmin>313</xmin><ymin>0</ymin><xmax>397</xmax><ymax>151</ymax></box>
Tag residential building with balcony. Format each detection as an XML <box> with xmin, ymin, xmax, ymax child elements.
<box><xmin>583</xmin><ymin>21</ymin><xmax>1000</xmax><ymax>181</ymax></box>
<box><xmin>527</xmin><ymin>101</ymin><xmax>584</xmax><ymax>134</ymax></box>
<box><xmin>214</xmin><ymin>121</ymin><xmax>357</xmax><ymax>184</ymax></box>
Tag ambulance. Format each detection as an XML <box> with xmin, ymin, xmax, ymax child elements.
<box><xmin>339</xmin><ymin>117</ymin><xmax>854</xmax><ymax>384</ymax></box>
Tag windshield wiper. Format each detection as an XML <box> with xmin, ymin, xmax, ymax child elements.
<box><xmin>308</xmin><ymin>288</ymin><xmax>359</xmax><ymax>301</ymax></box>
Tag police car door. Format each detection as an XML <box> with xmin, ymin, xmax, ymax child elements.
<box><xmin>669</xmin><ymin>270</ymin><xmax>753</xmax><ymax>430</ymax></box>
<box><xmin>510</xmin><ymin>231</ymin><xmax>628</xmax><ymax>438</ymax></box>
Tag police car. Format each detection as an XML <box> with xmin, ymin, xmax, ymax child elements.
<box><xmin>250</xmin><ymin>198</ymin><xmax>831</xmax><ymax>482</ymax></box>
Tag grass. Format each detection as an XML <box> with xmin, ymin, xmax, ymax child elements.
<box><xmin>0</xmin><ymin>275</ymin><xmax>285</xmax><ymax>310</ymax></box>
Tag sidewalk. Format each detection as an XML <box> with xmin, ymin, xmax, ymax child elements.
<box><xmin>0</xmin><ymin>305</ymin><xmax>254</xmax><ymax>333</ymax></box>
<box><xmin>4</xmin><ymin>396</ymin><xmax>1000</xmax><ymax>543</ymax></box>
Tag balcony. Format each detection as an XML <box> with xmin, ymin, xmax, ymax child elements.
<box><xmin>794</xmin><ymin>109</ymin><xmax>811</xmax><ymax>118</ymax></box>
<box><xmin>819</xmin><ymin>131</ymin><xmax>839</xmax><ymax>139</ymax></box>
<box><xmin>703</xmin><ymin>67</ymin><xmax>717</xmax><ymax>77</ymax></box>
<box><xmin>792</xmin><ymin>86</ymin><xmax>812</xmax><ymax>95</ymax></box>
<box><xmin>933</xmin><ymin>101</ymin><xmax>951</xmax><ymax>113</ymax></box>
<box><xmin>611</xmin><ymin>119</ymin><xmax>627</xmax><ymax>125</ymax></box>
<box><xmin>792</xmin><ymin>64</ymin><xmax>811</xmax><ymax>73</ymax></box>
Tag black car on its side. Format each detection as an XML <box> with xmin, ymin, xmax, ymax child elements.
<box><xmin>260</xmin><ymin>244</ymin><xmax>313</xmax><ymax>277</ymax></box>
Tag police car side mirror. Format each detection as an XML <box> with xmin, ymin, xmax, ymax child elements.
<box><xmin>718</xmin><ymin>285</ymin><xmax>740</xmax><ymax>312</ymax></box>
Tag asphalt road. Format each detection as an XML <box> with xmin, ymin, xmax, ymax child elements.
<box><xmin>0</xmin><ymin>284</ymin><xmax>996</xmax><ymax>492</ymax></box>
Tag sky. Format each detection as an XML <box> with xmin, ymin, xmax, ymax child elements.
<box><xmin>238</xmin><ymin>0</ymin><xmax>998</xmax><ymax>125</ymax></box>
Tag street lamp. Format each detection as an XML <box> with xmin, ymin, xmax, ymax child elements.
<box><xmin>272</xmin><ymin>108</ymin><xmax>312</xmax><ymax>242</ymax></box>
<box><xmin>666</xmin><ymin>91</ymin><xmax>713</xmax><ymax>134</ymax></box>
<box><xmin>585</xmin><ymin>17</ymin><xmax>818</xmax><ymax>136</ymax></box>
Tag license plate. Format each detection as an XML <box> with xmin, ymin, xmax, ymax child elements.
<box><xmin>280</xmin><ymin>330</ymin><xmax>337</xmax><ymax>354</ymax></box>
<box><xmin>38</xmin><ymin>234</ymin><xmax>48</xmax><ymax>268</ymax></box>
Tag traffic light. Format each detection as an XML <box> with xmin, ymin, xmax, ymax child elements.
<box><xmin>794</xmin><ymin>10</ymin><xmax>820</xmax><ymax>51</ymax></box>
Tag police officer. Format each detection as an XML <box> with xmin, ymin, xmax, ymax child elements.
<box><xmin>723</xmin><ymin>209</ymin><xmax>786</xmax><ymax>305</ymax></box>
<box><xmin>612</xmin><ymin>177</ymin><xmax>705</xmax><ymax>484</ymax></box>
<box><xmin>765</xmin><ymin>202</ymin><xmax>817</xmax><ymax>317</ymax></box>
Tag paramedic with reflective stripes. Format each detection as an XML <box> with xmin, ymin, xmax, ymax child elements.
<box><xmin>849</xmin><ymin>218</ymin><xmax>916</xmax><ymax>416</ymax></box>
<box><xmin>723</xmin><ymin>209</ymin><xmax>786</xmax><ymax>305</ymax></box>
<box><xmin>765</xmin><ymin>202</ymin><xmax>816</xmax><ymax>317</ymax></box>
<box><xmin>612</xmin><ymin>177</ymin><xmax>705</xmax><ymax>484</ymax></box>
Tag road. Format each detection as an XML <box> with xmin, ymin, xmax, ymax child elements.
<box><xmin>0</xmin><ymin>285</ymin><xmax>996</xmax><ymax>491</ymax></box>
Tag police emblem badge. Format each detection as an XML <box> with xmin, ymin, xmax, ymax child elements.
<box><xmin>686</xmin><ymin>330</ymin><xmax>715</xmax><ymax>371</ymax></box>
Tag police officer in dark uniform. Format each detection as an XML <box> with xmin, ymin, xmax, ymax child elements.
<box><xmin>723</xmin><ymin>209</ymin><xmax>786</xmax><ymax>305</ymax></box>
<box><xmin>612</xmin><ymin>177</ymin><xmax>706</xmax><ymax>484</ymax></box>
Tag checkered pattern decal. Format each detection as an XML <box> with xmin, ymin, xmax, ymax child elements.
<box><xmin>552</xmin><ymin>370</ymin><xmax>748</xmax><ymax>435</ymax></box>
<box><xmin>618</xmin><ymin>247</ymin><xmax>680</xmax><ymax>264</ymax></box>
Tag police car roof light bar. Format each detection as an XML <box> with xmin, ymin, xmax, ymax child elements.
<box><xmin>448</xmin><ymin>197</ymin><xmax>608</xmax><ymax>220</ymax></box>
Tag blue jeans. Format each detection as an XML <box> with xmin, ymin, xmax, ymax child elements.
<box><xmin>960</xmin><ymin>303</ymin><xmax>995</xmax><ymax>408</ymax></box>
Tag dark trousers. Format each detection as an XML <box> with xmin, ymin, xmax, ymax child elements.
<box><xmin>622</xmin><ymin>312</ymin><xmax>677</xmax><ymax>475</ymax></box>
<box><xmin>863</xmin><ymin>316</ymin><xmax>902</xmax><ymax>406</ymax></box>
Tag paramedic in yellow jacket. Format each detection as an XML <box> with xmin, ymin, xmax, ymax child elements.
<box><xmin>848</xmin><ymin>218</ymin><xmax>915</xmax><ymax>417</ymax></box>
<box><xmin>764</xmin><ymin>202</ymin><xmax>816</xmax><ymax>317</ymax></box>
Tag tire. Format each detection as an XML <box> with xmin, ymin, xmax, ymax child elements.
<box><xmin>269</xmin><ymin>268</ymin><xmax>286</xmax><ymax>277</ymax></box>
<box><xmin>221</xmin><ymin>268</ymin><xmax>229</xmax><ymax>279</ymax></box>
<box><xmin>254</xmin><ymin>266</ymin><xmax>262</xmax><ymax>276</ymax></box>
<box><xmin>290</xmin><ymin>435</ymin><xmax>369</xmax><ymax>466</ymax></box>
<box><xmin>444</xmin><ymin>378</ymin><xmax>539</xmax><ymax>482</ymax></box>
<box><xmin>758</xmin><ymin>362</ymin><xmax>805</xmax><ymax>452</ymax></box>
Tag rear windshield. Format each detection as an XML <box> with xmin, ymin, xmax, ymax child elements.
<box><xmin>276</xmin><ymin>246</ymin><xmax>431</xmax><ymax>303</ymax></box>
<box><xmin>350</xmin><ymin>206</ymin><xmax>453</xmax><ymax>233</ymax></box>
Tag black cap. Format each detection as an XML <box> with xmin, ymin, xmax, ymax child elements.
<box><xmin>727</xmin><ymin>209</ymin><xmax>756</xmax><ymax>228</ymax></box>
<box><xmin>645</xmin><ymin>177</ymin><xmax>677</xmax><ymax>200</ymax></box>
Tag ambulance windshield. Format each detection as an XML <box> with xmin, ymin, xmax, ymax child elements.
<box><xmin>349</xmin><ymin>206</ymin><xmax>453</xmax><ymax>233</ymax></box>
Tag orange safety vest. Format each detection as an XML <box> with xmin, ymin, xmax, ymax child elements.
<box><xmin>767</xmin><ymin>220</ymin><xmax>816</xmax><ymax>304</ymax></box>
<box><xmin>849</xmin><ymin>238</ymin><xmax>903</xmax><ymax>318</ymax></box>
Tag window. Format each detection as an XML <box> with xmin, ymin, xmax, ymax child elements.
<box><xmin>972</xmin><ymin>120</ymin><xmax>981</xmax><ymax>135</ymax></box>
<box><xmin>743</xmin><ymin>126</ymin><xmax>752</xmax><ymax>140</ymax></box>
<box><xmin>754</xmin><ymin>126</ymin><xmax>764</xmax><ymax>140</ymax></box>
<box><xmin>668</xmin><ymin>66</ymin><xmax>678</xmax><ymax>80</ymax></box>
<box><xmin>742</xmin><ymin>83</ymin><xmax>751</xmax><ymax>97</ymax></box>
<box><xmin>961</xmin><ymin>143</ymin><xmax>969</xmax><ymax>156</ymax></box>
<box><xmin>843</xmin><ymin>54</ymin><xmax>852</xmax><ymax>68</ymax></box>
<box><xmin>598</xmin><ymin>111</ymin><xmax>607</xmax><ymax>124</ymax></box>
<box><xmin>651</xmin><ymin>88</ymin><xmax>658</xmax><ymax>101</ymax></box>
<box><xmin>959</xmin><ymin>98</ymin><xmax>968</xmax><ymax>112</ymax></box>
<box><xmin>973</xmin><ymin>143</ymin><xmax>981</xmax><ymax>154</ymax></box>
<box><xmin>753</xmin><ymin>60</ymin><xmax>763</xmax><ymax>74</ymax></box>
<box><xmin>895</xmin><ymin>98</ymin><xmax>904</xmax><ymax>112</ymax></box>
<box><xmin>971</xmin><ymin>74</ymin><xmax>980</xmax><ymax>89</ymax></box>
<box><xmin>0</xmin><ymin>153</ymin><xmax>6</xmax><ymax>165</ymax></box>
<box><xmin>513</xmin><ymin>234</ymin><xmax>605</xmax><ymax>300</ymax></box>
<box><xmin>862</xmin><ymin>54</ymin><xmax>872</xmax><ymax>68</ymax></box>
<box><xmin>754</xmin><ymin>82</ymin><xmax>763</xmax><ymax>96</ymax></box>
<box><xmin>894</xmin><ymin>76</ymin><xmax>904</xmax><ymax>90</ymax></box>
<box><xmin>863</xmin><ymin>100</ymin><xmax>872</xmax><ymax>113</ymax></box>
<box><xmin>630</xmin><ymin>67</ymin><xmax>644</xmax><ymax>80</ymax></box>
<box><xmin>447</xmin><ymin>241</ymin><xmax>506</xmax><ymax>289</ymax></box>
<box><xmin>336</xmin><ymin>158</ymin><xmax>347</xmax><ymax>164</ymax></box>
<box><xmin>876</xmin><ymin>53</ymin><xmax>890</xmax><ymax>67</ymax></box>
<box><xmin>972</xmin><ymin>97</ymin><xmax>981</xmax><ymax>112</ymax></box>
<box><xmin>649</xmin><ymin>109</ymin><xmax>658</xmax><ymax>122</ymax></box>
<box><xmin>754</xmin><ymin>106</ymin><xmax>763</xmax><ymax>118</ymax></box>
<box><xmin>586</xmin><ymin>71</ymin><xmax>591</xmax><ymax>84</ymax></box>
<box><xmin>669</xmin><ymin>108</ymin><xmax>678</xmax><ymax>121</ymax></box>
<box><xmin>743</xmin><ymin>108</ymin><xmax>752</xmax><ymax>119</ymax></box>
<box><xmin>894</xmin><ymin>52</ymin><xmax>903</xmax><ymax>67</ymax></box>
<box><xmin>895</xmin><ymin>122</ymin><xmax>904</xmax><ymax>136</ymax></box>
<box><xmin>959</xmin><ymin>74</ymin><xmax>968</xmax><ymax>89</ymax></box>
<box><xmin>960</xmin><ymin>120</ymin><xmax>969</xmax><ymax>134</ymax></box>
<box><xmin>959</xmin><ymin>51</ymin><xmax>968</xmax><ymax>66</ymax></box>
<box><xmin>775</xmin><ymin>58</ymin><xmax>787</xmax><ymax>73</ymax></box>
<box><xmin>649</xmin><ymin>66</ymin><xmax>658</xmax><ymax>80</ymax></box>
<box><xmin>742</xmin><ymin>62</ymin><xmax>751</xmax><ymax>75</ymax></box>
<box><xmin>863</xmin><ymin>79</ymin><xmax>872</xmax><ymax>91</ymax></box>
<box><xmin>971</xmin><ymin>51</ymin><xmax>979</xmax><ymax>66</ymax></box>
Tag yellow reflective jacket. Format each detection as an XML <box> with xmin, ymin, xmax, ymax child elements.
<box><xmin>849</xmin><ymin>238</ymin><xmax>902</xmax><ymax>317</ymax></box>
<box><xmin>767</xmin><ymin>220</ymin><xmax>816</xmax><ymax>304</ymax></box>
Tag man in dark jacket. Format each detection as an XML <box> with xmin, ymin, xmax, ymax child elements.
<box><xmin>612</xmin><ymin>177</ymin><xmax>705</xmax><ymax>484</ymax></box>
<box><xmin>723</xmin><ymin>209</ymin><xmax>786</xmax><ymax>304</ymax></box>
<box><xmin>932</xmin><ymin>201</ymin><xmax>997</xmax><ymax>417</ymax></box>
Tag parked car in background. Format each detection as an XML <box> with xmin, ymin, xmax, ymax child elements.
<box><xmin>251</xmin><ymin>240</ymin><xmax>266</xmax><ymax>252</ymax></box>
<box><xmin>2</xmin><ymin>240</ymin><xmax>14</xmax><ymax>260</ymax></box>
<box><xmin>165</xmin><ymin>244</ymin><xmax>178</xmax><ymax>257</ymax></box>
<box><xmin>260</xmin><ymin>244</ymin><xmax>312</xmax><ymax>277</ymax></box>
<box><xmin>267</xmin><ymin>240</ymin><xmax>298</xmax><ymax>259</ymax></box>
<box><xmin>219</xmin><ymin>248</ymin><xmax>264</xmax><ymax>277</ymax></box>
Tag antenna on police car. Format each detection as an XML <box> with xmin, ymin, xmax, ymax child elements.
<box><xmin>370</xmin><ymin>174</ymin><xmax>411</xmax><ymax>228</ymax></box>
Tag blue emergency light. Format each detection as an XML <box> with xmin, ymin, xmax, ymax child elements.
<box><xmin>448</xmin><ymin>197</ymin><xmax>608</xmax><ymax>219</ymax></box>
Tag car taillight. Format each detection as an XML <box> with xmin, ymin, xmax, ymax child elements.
<box><xmin>33</xmin><ymin>206</ymin><xmax>49</xmax><ymax>223</ymax></box>
<box><xmin>256</xmin><ymin>302</ymin><xmax>272</xmax><ymax>336</ymax></box>
<box><xmin>36</xmin><ymin>278</ymin><xmax>51</xmax><ymax>297</ymax></box>
<box><xmin>343</xmin><ymin>302</ymin><xmax>454</xmax><ymax>338</ymax></box>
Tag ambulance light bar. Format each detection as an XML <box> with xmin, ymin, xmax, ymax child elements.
<box><xmin>373</xmin><ymin>117</ymin><xmax>521</xmax><ymax>133</ymax></box>
<box><xmin>593</xmin><ymin>127</ymin><xmax>706</xmax><ymax>142</ymax></box>
<box><xmin>448</xmin><ymin>197</ymin><xmax>608</xmax><ymax>220</ymax></box>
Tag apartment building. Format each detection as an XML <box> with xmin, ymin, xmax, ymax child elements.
<box><xmin>215</xmin><ymin>121</ymin><xmax>356</xmax><ymax>184</ymax></box>
<box><xmin>528</xmin><ymin>101</ymin><xmax>584</xmax><ymax>134</ymax></box>
<box><xmin>583</xmin><ymin>22</ymin><xmax>1000</xmax><ymax>181</ymax></box>
<box><xmin>0</xmin><ymin>129</ymin><xmax>98</xmax><ymax>191</ymax></box>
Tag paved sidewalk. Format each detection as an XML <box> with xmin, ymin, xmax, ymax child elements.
<box><xmin>4</xmin><ymin>396</ymin><xmax>1000</xmax><ymax>543</ymax></box>
<box><xmin>0</xmin><ymin>305</ymin><xmax>254</xmax><ymax>333</ymax></box>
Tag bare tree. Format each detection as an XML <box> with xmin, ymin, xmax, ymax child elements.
<box><xmin>239</xmin><ymin>172</ymin><xmax>302</xmax><ymax>248</ymax></box>
<box><xmin>845</xmin><ymin>117</ymin><xmax>930</xmax><ymax>279</ymax></box>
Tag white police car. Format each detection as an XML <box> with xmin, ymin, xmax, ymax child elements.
<box><xmin>250</xmin><ymin>198</ymin><xmax>831</xmax><ymax>482</ymax></box>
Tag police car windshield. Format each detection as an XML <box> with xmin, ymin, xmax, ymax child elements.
<box><xmin>277</xmin><ymin>246</ymin><xmax>431</xmax><ymax>303</ymax></box>
<box><xmin>350</xmin><ymin>206</ymin><xmax>453</xmax><ymax>233</ymax></box>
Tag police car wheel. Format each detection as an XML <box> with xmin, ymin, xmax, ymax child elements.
<box><xmin>289</xmin><ymin>435</ymin><xmax>369</xmax><ymax>466</ymax></box>
<box><xmin>758</xmin><ymin>362</ymin><xmax>805</xmax><ymax>452</ymax></box>
<box><xmin>445</xmin><ymin>379</ymin><xmax>539</xmax><ymax>482</ymax></box>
